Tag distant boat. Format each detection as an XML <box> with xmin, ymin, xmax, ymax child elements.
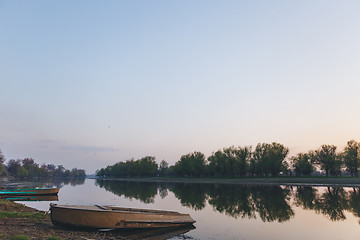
<box><xmin>50</xmin><ymin>204</ymin><xmax>196</xmax><ymax>229</ymax></box>
<box><xmin>0</xmin><ymin>187</ymin><xmax>59</xmax><ymax>196</ymax></box>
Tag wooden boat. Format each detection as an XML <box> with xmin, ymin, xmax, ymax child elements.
<box><xmin>0</xmin><ymin>187</ymin><xmax>59</xmax><ymax>196</ymax></box>
<box><xmin>50</xmin><ymin>204</ymin><xmax>196</xmax><ymax>229</ymax></box>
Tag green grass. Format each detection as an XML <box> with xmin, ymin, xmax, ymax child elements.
<box><xmin>0</xmin><ymin>199</ymin><xmax>15</xmax><ymax>205</ymax></box>
<box><xmin>11</xmin><ymin>235</ymin><xmax>30</xmax><ymax>240</ymax></box>
<box><xmin>0</xmin><ymin>211</ymin><xmax>47</xmax><ymax>220</ymax></box>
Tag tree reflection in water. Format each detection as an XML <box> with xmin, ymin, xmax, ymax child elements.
<box><xmin>251</xmin><ymin>185</ymin><xmax>294</xmax><ymax>222</ymax></box>
<box><xmin>348</xmin><ymin>188</ymin><xmax>360</xmax><ymax>223</ymax></box>
<box><xmin>56</xmin><ymin>177</ymin><xmax>86</xmax><ymax>186</ymax></box>
<box><xmin>294</xmin><ymin>186</ymin><xmax>317</xmax><ymax>210</ymax></box>
<box><xmin>169</xmin><ymin>183</ymin><xmax>208</xmax><ymax>210</ymax></box>
<box><xmin>314</xmin><ymin>187</ymin><xmax>348</xmax><ymax>221</ymax></box>
<box><xmin>95</xmin><ymin>180</ymin><xmax>158</xmax><ymax>203</ymax></box>
<box><xmin>291</xmin><ymin>186</ymin><xmax>360</xmax><ymax>222</ymax></box>
<box><xmin>207</xmin><ymin>184</ymin><xmax>255</xmax><ymax>219</ymax></box>
<box><xmin>20</xmin><ymin>177</ymin><xmax>86</xmax><ymax>189</ymax></box>
<box><xmin>95</xmin><ymin>179</ymin><xmax>360</xmax><ymax>223</ymax></box>
<box><xmin>158</xmin><ymin>185</ymin><xmax>168</xmax><ymax>199</ymax></box>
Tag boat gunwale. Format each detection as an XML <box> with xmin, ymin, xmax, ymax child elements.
<box><xmin>0</xmin><ymin>187</ymin><xmax>59</xmax><ymax>191</ymax></box>
<box><xmin>0</xmin><ymin>187</ymin><xmax>59</xmax><ymax>196</ymax></box>
<box><xmin>51</xmin><ymin>204</ymin><xmax>190</xmax><ymax>216</ymax></box>
<box><xmin>50</xmin><ymin>218</ymin><xmax>195</xmax><ymax>230</ymax></box>
<box><xmin>0</xmin><ymin>191</ymin><xmax>37</xmax><ymax>194</ymax></box>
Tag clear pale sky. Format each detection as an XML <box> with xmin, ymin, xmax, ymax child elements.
<box><xmin>1</xmin><ymin>1</ymin><xmax>360</xmax><ymax>174</ymax></box>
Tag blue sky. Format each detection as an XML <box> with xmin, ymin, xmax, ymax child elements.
<box><xmin>1</xmin><ymin>1</ymin><xmax>360</xmax><ymax>173</ymax></box>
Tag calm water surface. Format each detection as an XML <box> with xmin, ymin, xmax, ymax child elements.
<box><xmin>18</xmin><ymin>179</ymin><xmax>360</xmax><ymax>240</ymax></box>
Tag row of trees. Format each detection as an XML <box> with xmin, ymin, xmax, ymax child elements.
<box><xmin>292</xmin><ymin>140</ymin><xmax>360</xmax><ymax>177</ymax></box>
<box><xmin>0</xmin><ymin>149</ymin><xmax>86</xmax><ymax>179</ymax></box>
<box><xmin>172</xmin><ymin>143</ymin><xmax>289</xmax><ymax>177</ymax></box>
<box><xmin>97</xmin><ymin>140</ymin><xmax>360</xmax><ymax>178</ymax></box>
<box><xmin>96</xmin><ymin>156</ymin><xmax>158</xmax><ymax>178</ymax></box>
<box><xmin>6</xmin><ymin>158</ymin><xmax>86</xmax><ymax>179</ymax></box>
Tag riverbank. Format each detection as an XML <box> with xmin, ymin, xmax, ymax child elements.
<box><xmin>0</xmin><ymin>199</ymin><xmax>194</xmax><ymax>240</ymax></box>
<box><xmin>0</xmin><ymin>199</ymin><xmax>127</xmax><ymax>240</ymax></box>
<box><xmin>93</xmin><ymin>176</ymin><xmax>360</xmax><ymax>187</ymax></box>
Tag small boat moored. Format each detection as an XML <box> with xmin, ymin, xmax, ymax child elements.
<box><xmin>0</xmin><ymin>187</ymin><xmax>59</xmax><ymax>196</ymax></box>
<box><xmin>50</xmin><ymin>204</ymin><xmax>196</xmax><ymax>229</ymax></box>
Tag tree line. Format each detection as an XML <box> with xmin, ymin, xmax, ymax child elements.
<box><xmin>96</xmin><ymin>140</ymin><xmax>360</xmax><ymax>178</ymax></box>
<box><xmin>96</xmin><ymin>156</ymin><xmax>158</xmax><ymax>178</ymax></box>
<box><xmin>0</xmin><ymin>149</ymin><xmax>86</xmax><ymax>179</ymax></box>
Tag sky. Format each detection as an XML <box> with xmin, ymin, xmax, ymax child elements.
<box><xmin>1</xmin><ymin>1</ymin><xmax>360</xmax><ymax>174</ymax></box>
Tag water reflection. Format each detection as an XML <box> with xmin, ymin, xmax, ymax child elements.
<box><xmin>170</xmin><ymin>183</ymin><xmax>208</xmax><ymax>210</ymax></box>
<box><xmin>5</xmin><ymin>195</ymin><xmax>59</xmax><ymax>202</ymax></box>
<box><xmin>294</xmin><ymin>186</ymin><xmax>352</xmax><ymax>221</ymax></box>
<box><xmin>207</xmin><ymin>184</ymin><xmax>255</xmax><ymax>219</ymax></box>
<box><xmin>204</xmin><ymin>184</ymin><xmax>294</xmax><ymax>222</ymax></box>
<box><xmin>112</xmin><ymin>225</ymin><xmax>196</xmax><ymax>240</ymax></box>
<box><xmin>2</xmin><ymin>177</ymin><xmax>85</xmax><ymax>189</ymax></box>
<box><xmin>96</xmin><ymin>179</ymin><xmax>360</xmax><ymax>223</ymax></box>
<box><xmin>293</xmin><ymin>186</ymin><xmax>317</xmax><ymax>210</ymax></box>
<box><xmin>58</xmin><ymin>177</ymin><xmax>86</xmax><ymax>186</ymax></box>
<box><xmin>95</xmin><ymin>180</ymin><xmax>158</xmax><ymax>203</ymax></box>
<box><xmin>348</xmin><ymin>188</ymin><xmax>360</xmax><ymax>223</ymax></box>
<box><xmin>251</xmin><ymin>185</ymin><xmax>294</xmax><ymax>222</ymax></box>
<box><xmin>315</xmin><ymin>187</ymin><xmax>348</xmax><ymax>221</ymax></box>
<box><xmin>9</xmin><ymin>178</ymin><xmax>86</xmax><ymax>188</ymax></box>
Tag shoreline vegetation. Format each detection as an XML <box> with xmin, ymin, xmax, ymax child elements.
<box><xmin>0</xmin><ymin>149</ymin><xmax>86</xmax><ymax>181</ymax></box>
<box><xmin>96</xmin><ymin>140</ymin><xmax>360</xmax><ymax>180</ymax></box>
<box><xmin>93</xmin><ymin>176</ymin><xmax>360</xmax><ymax>188</ymax></box>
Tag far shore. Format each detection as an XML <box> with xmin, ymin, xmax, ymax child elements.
<box><xmin>91</xmin><ymin>176</ymin><xmax>360</xmax><ymax>188</ymax></box>
<box><xmin>3</xmin><ymin>175</ymin><xmax>360</xmax><ymax>188</ymax></box>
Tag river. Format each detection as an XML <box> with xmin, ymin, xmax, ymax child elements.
<box><xmin>16</xmin><ymin>178</ymin><xmax>360</xmax><ymax>240</ymax></box>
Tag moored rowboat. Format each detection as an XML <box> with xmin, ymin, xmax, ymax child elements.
<box><xmin>50</xmin><ymin>204</ymin><xmax>196</xmax><ymax>229</ymax></box>
<box><xmin>0</xmin><ymin>187</ymin><xmax>59</xmax><ymax>196</ymax></box>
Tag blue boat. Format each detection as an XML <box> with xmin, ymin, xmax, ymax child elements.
<box><xmin>0</xmin><ymin>187</ymin><xmax>59</xmax><ymax>196</ymax></box>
